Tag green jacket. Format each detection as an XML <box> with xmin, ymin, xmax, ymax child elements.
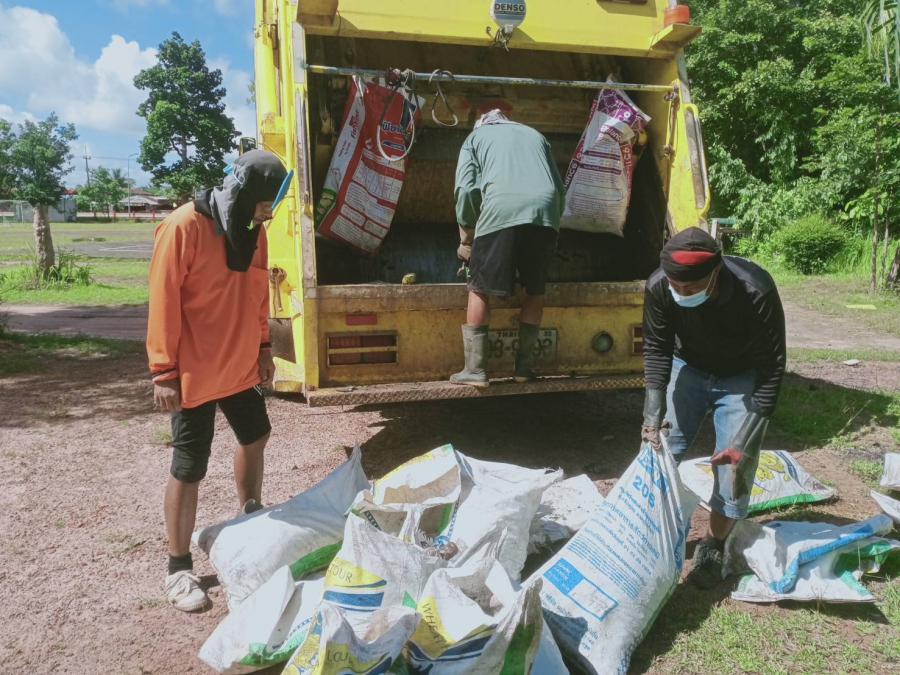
<box><xmin>454</xmin><ymin>123</ymin><xmax>566</xmax><ymax>238</ymax></box>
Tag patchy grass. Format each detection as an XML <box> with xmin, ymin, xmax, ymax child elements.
<box><xmin>776</xmin><ymin>275</ymin><xmax>900</xmax><ymax>340</ymax></box>
<box><xmin>103</xmin><ymin>533</ymin><xmax>144</xmax><ymax>554</ymax></box>
<box><xmin>635</xmin><ymin>588</ymin><xmax>900</xmax><ymax>675</ymax></box>
<box><xmin>152</xmin><ymin>428</ymin><xmax>173</xmax><ymax>446</ymax></box>
<box><xmin>788</xmin><ymin>347</ymin><xmax>900</xmax><ymax>363</ymax></box>
<box><xmin>0</xmin><ymin>332</ymin><xmax>141</xmax><ymax>376</ymax></box>
<box><xmin>850</xmin><ymin>460</ymin><xmax>884</xmax><ymax>487</ymax></box>
<box><xmin>771</xmin><ymin>373</ymin><xmax>900</xmax><ymax>450</ymax></box>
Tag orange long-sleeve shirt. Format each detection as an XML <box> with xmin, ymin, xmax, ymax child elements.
<box><xmin>147</xmin><ymin>203</ymin><xmax>270</xmax><ymax>408</ymax></box>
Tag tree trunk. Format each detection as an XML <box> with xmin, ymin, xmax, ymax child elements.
<box><xmin>882</xmin><ymin>197</ymin><xmax>890</xmax><ymax>286</ymax></box>
<box><xmin>33</xmin><ymin>204</ymin><xmax>55</xmax><ymax>277</ymax></box>
<box><xmin>871</xmin><ymin>191</ymin><xmax>880</xmax><ymax>294</ymax></box>
<box><xmin>888</xmin><ymin>243</ymin><xmax>900</xmax><ymax>287</ymax></box>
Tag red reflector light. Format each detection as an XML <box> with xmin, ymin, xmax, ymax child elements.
<box><xmin>329</xmin><ymin>352</ymin><xmax>362</xmax><ymax>365</ymax></box>
<box><xmin>361</xmin><ymin>334</ymin><xmax>395</xmax><ymax>348</ymax></box>
<box><xmin>633</xmin><ymin>326</ymin><xmax>643</xmax><ymax>338</ymax></box>
<box><xmin>633</xmin><ymin>341</ymin><xmax>644</xmax><ymax>355</ymax></box>
<box><xmin>346</xmin><ymin>314</ymin><xmax>377</xmax><ymax>326</ymax></box>
<box><xmin>363</xmin><ymin>351</ymin><xmax>397</xmax><ymax>364</ymax></box>
<box><xmin>329</xmin><ymin>336</ymin><xmax>362</xmax><ymax>349</ymax></box>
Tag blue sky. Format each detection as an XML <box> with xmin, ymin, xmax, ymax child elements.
<box><xmin>0</xmin><ymin>1</ymin><xmax>257</xmax><ymax>188</ymax></box>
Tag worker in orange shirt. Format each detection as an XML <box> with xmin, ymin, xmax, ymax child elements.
<box><xmin>146</xmin><ymin>150</ymin><xmax>288</xmax><ymax>612</ymax></box>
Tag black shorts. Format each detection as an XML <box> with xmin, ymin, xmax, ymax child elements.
<box><xmin>170</xmin><ymin>386</ymin><xmax>271</xmax><ymax>483</ymax></box>
<box><xmin>467</xmin><ymin>225</ymin><xmax>558</xmax><ymax>297</ymax></box>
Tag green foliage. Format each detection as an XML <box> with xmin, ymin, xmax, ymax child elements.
<box><xmin>0</xmin><ymin>119</ymin><xmax>17</xmax><ymax>199</ymax></box>
<box><xmin>687</xmin><ymin>0</ymin><xmax>900</xmax><ymax>241</ymax></box>
<box><xmin>79</xmin><ymin>167</ymin><xmax>129</xmax><ymax>219</ymax></box>
<box><xmin>8</xmin><ymin>113</ymin><xmax>77</xmax><ymax>207</ymax></box>
<box><xmin>0</xmin><ymin>248</ymin><xmax>92</xmax><ymax>292</ymax></box>
<box><xmin>775</xmin><ymin>215</ymin><xmax>848</xmax><ymax>274</ymax></box>
<box><xmin>134</xmin><ymin>32</ymin><xmax>237</xmax><ymax>200</ymax></box>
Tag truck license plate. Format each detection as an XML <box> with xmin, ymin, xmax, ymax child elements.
<box><xmin>488</xmin><ymin>328</ymin><xmax>558</xmax><ymax>363</ymax></box>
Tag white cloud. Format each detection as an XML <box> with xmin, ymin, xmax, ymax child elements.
<box><xmin>0</xmin><ymin>6</ymin><xmax>157</xmax><ymax>136</ymax></box>
<box><xmin>214</xmin><ymin>0</ymin><xmax>239</xmax><ymax>16</ymax></box>
<box><xmin>0</xmin><ymin>103</ymin><xmax>35</xmax><ymax>125</ymax></box>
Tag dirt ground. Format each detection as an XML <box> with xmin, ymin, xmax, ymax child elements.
<box><xmin>0</xmin><ymin>339</ymin><xmax>896</xmax><ymax>675</ymax></box>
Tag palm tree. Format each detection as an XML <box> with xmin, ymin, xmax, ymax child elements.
<box><xmin>862</xmin><ymin>1</ymin><xmax>900</xmax><ymax>89</ymax></box>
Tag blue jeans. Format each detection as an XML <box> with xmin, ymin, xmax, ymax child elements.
<box><xmin>665</xmin><ymin>357</ymin><xmax>764</xmax><ymax>520</ymax></box>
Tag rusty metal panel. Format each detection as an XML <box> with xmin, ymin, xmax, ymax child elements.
<box><xmin>306</xmin><ymin>374</ymin><xmax>645</xmax><ymax>407</ymax></box>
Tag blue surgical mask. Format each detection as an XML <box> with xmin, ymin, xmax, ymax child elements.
<box><xmin>668</xmin><ymin>271</ymin><xmax>718</xmax><ymax>308</ymax></box>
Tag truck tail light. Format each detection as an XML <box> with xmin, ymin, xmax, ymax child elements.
<box><xmin>327</xmin><ymin>332</ymin><xmax>398</xmax><ymax>366</ymax></box>
<box><xmin>632</xmin><ymin>325</ymin><xmax>644</xmax><ymax>354</ymax></box>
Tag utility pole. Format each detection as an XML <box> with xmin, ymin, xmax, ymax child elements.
<box><xmin>83</xmin><ymin>147</ymin><xmax>91</xmax><ymax>186</ymax></box>
<box><xmin>127</xmin><ymin>153</ymin><xmax>138</xmax><ymax>219</ymax></box>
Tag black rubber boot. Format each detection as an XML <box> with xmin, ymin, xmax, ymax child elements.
<box><xmin>514</xmin><ymin>323</ymin><xmax>540</xmax><ymax>383</ymax></box>
<box><xmin>450</xmin><ymin>325</ymin><xmax>490</xmax><ymax>388</ymax></box>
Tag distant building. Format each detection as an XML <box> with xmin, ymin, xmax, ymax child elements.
<box><xmin>119</xmin><ymin>188</ymin><xmax>173</xmax><ymax>212</ymax></box>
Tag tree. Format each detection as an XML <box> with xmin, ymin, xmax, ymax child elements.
<box><xmin>81</xmin><ymin>167</ymin><xmax>128</xmax><ymax>221</ymax></box>
<box><xmin>134</xmin><ymin>32</ymin><xmax>237</xmax><ymax>200</ymax></box>
<box><xmin>0</xmin><ymin>119</ymin><xmax>18</xmax><ymax>199</ymax></box>
<box><xmin>11</xmin><ymin>114</ymin><xmax>77</xmax><ymax>276</ymax></box>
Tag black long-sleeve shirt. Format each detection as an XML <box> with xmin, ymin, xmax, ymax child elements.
<box><xmin>642</xmin><ymin>256</ymin><xmax>786</xmax><ymax>417</ymax></box>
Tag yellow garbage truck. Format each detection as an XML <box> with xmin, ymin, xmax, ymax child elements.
<box><xmin>253</xmin><ymin>0</ymin><xmax>709</xmax><ymax>406</ymax></box>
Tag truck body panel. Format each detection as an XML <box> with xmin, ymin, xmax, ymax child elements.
<box><xmin>253</xmin><ymin>0</ymin><xmax>709</xmax><ymax>404</ymax></box>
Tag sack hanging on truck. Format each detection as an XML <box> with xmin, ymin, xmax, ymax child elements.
<box><xmin>561</xmin><ymin>79</ymin><xmax>650</xmax><ymax>237</ymax></box>
<box><xmin>314</xmin><ymin>76</ymin><xmax>423</xmax><ymax>256</ymax></box>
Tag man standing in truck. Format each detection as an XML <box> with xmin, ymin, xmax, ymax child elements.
<box><xmin>640</xmin><ymin>227</ymin><xmax>786</xmax><ymax>589</ymax></box>
<box><xmin>147</xmin><ymin>150</ymin><xmax>288</xmax><ymax>612</ymax></box>
<box><xmin>451</xmin><ymin>110</ymin><xmax>566</xmax><ymax>387</ymax></box>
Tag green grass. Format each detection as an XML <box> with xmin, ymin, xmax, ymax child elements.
<box><xmin>788</xmin><ymin>347</ymin><xmax>900</xmax><ymax>363</ymax></box>
<box><xmin>633</xmin><ymin>584</ymin><xmax>900</xmax><ymax>674</ymax></box>
<box><xmin>850</xmin><ymin>459</ymin><xmax>883</xmax><ymax>486</ymax></box>
<box><xmin>752</xmin><ymin>247</ymin><xmax>900</xmax><ymax>340</ymax></box>
<box><xmin>0</xmin><ymin>283</ymin><xmax>148</xmax><ymax>305</ymax></box>
<box><xmin>0</xmin><ymin>331</ymin><xmax>142</xmax><ymax>376</ymax></box>
<box><xmin>0</xmin><ymin>221</ymin><xmax>153</xmax><ymax>257</ymax></box>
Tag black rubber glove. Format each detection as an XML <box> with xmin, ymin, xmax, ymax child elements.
<box><xmin>710</xmin><ymin>411</ymin><xmax>769</xmax><ymax>501</ymax></box>
<box><xmin>641</xmin><ymin>389</ymin><xmax>670</xmax><ymax>450</ymax></box>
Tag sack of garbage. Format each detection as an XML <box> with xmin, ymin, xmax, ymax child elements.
<box><xmin>199</xmin><ymin>567</ymin><xmax>324</xmax><ymax>673</ymax></box>
<box><xmin>560</xmin><ymin>79</ymin><xmax>650</xmax><ymax>237</ymax></box>
<box><xmin>872</xmin><ymin>489</ymin><xmax>900</xmax><ymax>525</ymax></box>
<box><xmin>349</xmin><ymin>445</ymin><xmax>561</xmax><ymax>580</ymax></box>
<box><xmin>314</xmin><ymin>76</ymin><xmax>423</xmax><ymax>256</ymax></box>
<box><xmin>533</xmin><ymin>623</ymin><xmax>569</xmax><ymax>675</ymax></box>
<box><xmin>528</xmin><ymin>474</ymin><xmax>603</xmax><ymax>555</ymax></box>
<box><xmin>679</xmin><ymin>450</ymin><xmax>836</xmax><ymax>515</ymax></box>
<box><xmin>724</xmin><ymin>514</ymin><xmax>895</xmax><ymax>596</ymax></box>
<box><xmin>406</xmin><ymin>558</ymin><xmax>544</xmax><ymax>674</ymax></box>
<box><xmin>880</xmin><ymin>452</ymin><xmax>900</xmax><ymax>490</ymax></box>
<box><xmin>322</xmin><ymin>513</ymin><xmax>451</xmax><ymax>633</ymax></box>
<box><xmin>532</xmin><ymin>442</ymin><xmax>698</xmax><ymax>675</ymax></box>
<box><xmin>350</xmin><ymin>445</ymin><xmax>462</xmax><ymax>544</ymax></box>
<box><xmin>195</xmin><ymin>445</ymin><xmax>370</xmax><ymax>608</ymax></box>
<box><xmin>282</xmin><ymin>604</ymin><xmax>420</xmax><ymax>675</ymax></box>
<box><xmin>731</xmin><ymin>536</ymin><xmax>900</xmax><ymax>604</ymax></box>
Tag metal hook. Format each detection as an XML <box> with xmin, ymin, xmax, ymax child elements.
<box><xmin>429</xmin><ymin>70</ymin><xmax>459</xmax><ymax>128</ymax></box>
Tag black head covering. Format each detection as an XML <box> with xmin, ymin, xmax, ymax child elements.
<box><xmin>660</xmin><ymin>227</ymin><xmax>723</xmax><ymax>281</ymax></box>
<box><xmin>196</xmin><ymin>149</ymin><xmax>288</xmax><ymax>272</ymax></box>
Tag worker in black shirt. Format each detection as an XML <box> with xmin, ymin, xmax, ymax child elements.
<box><xmin>641</xmin><ymin>227</ymin><xmax>786</xmax><ymax>589</ymax></box>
